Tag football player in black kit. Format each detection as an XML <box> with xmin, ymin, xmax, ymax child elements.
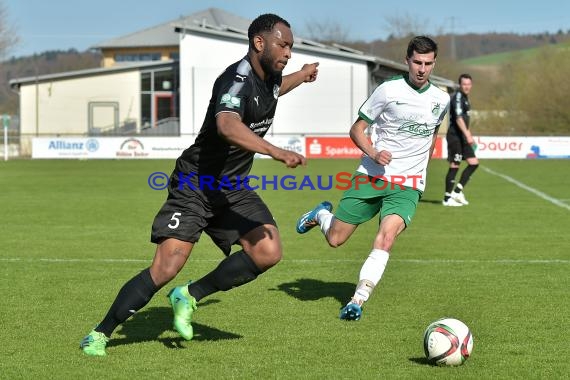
<box><xmin>442</xmin><ymin>73</ymin><xmax>479</xmax><ymax>207</ymax></box>
<box><xmin>80</xmin><ymin>13</ymin><xmax>319</xmax><ymax>356</ymax></box>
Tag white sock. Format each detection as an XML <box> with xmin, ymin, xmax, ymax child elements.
<box><xmin>316</xmin><ymin>209</ymin><xmax>333</xmax><ymax>236</ymax></box>
<box><xmin>352</xmin><ymin>249</ymin><xmax>390</xmax><ymax>305</ymax></box>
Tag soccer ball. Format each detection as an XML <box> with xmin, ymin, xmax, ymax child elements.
<box><xmin>423</xmin><ymin>318</ymin><xmax>473</xmax><ymax>366</ymax></box>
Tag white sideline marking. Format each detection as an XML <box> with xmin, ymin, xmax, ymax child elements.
<box><xmin>482</xmin><ymin>166</ymin><xmax>570</xmax><ymax>211</ymax></box>
<box><xmin>0</xmin><ymin>258</ymin><xmax>567</xmax><ymax>264</ymax></box>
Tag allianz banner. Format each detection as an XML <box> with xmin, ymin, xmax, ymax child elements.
<box><xmin>32</xmin><ymin>136</ymin><xmax>196</xmax><ymax>159</ymax></box>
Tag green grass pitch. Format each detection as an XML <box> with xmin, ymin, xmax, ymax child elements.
<box><xmin>0</xmin><ymin>158</ymin><xmax>568</xmax><ymax>379</ymax></box>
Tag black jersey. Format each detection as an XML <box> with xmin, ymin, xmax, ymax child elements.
<box><xmin>447</xmin><ymin>91</ymin><xmax>470</xmax><ymax>139</ymax></box>
<box><xmin>177</xmin><ymin>55</ymin><xmax>282</xmax><ymax>185</ymax></box>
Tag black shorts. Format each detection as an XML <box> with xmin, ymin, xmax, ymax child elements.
<box><xmin>447</xmin><ymin>134</ymin><xmax>476</xmax><ymax>164</ymax></box>
<box><xmin>151</xmin><ymin>186</ymin><xmax>276</xmax><ymax>256</ymax></box>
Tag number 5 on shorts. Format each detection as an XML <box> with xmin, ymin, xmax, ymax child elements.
<box><xmin>168</xmin><ymin>212</ymin><xmax>182</xmax><ymax>229</ymax></box>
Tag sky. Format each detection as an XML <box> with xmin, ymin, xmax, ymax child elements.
<box><xmin>5</xmin><ymin>0</ymin><xmax>570</xmax><ymax>58</ymax></box>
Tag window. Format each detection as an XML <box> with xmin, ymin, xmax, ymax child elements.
<box><xmin>115</xmin><ymin>53</ymin><xmax>161</xmax><ymax>62</ymax></box>
<box><xmin>141</xmin><ymin>72</ymin><xmax>151</xmax><ymax>92</ymax></box>
<box><xmin>140</xmin><ymin>66</ymin><xmax>179</xmax><ymax>135</ymax></box>
<box><xmin>153</xmin><ymin>70</ymin><xmax>173</xmax><ymax>91</ymax></box>
<box><xmin>88</xmin><ymin>102</ymin><xmax>119</xmax><ymax>135</ymax></box>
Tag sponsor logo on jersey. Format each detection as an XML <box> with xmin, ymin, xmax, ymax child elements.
<box><xmin>432</xmin><ymin>102</ymin><xmax>441</xmax><ymax>116</ymax></box>
<box><xmin>220</xmin><ymin>93</ymin><xmax>241</xmax><ymax>108</ymax></box>
<box><xmin>249</xmin><ymin>117</ymin><xmax>274</xmax><ymax>134</ymax></box>
<box><xmin>398</xmin><ymin>121</ymin><xmax>432</xmax><ymax>137</ymax></box>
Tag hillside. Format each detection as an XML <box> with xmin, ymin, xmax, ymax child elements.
<box><xmin>0</xmin><ymin>49</ymin><xmax>101</xmax><ymax>114</ymax></box>
<box><xmin>461</xmin><ymin>38</ymin><xmax>570</xmax><ymax>65</ymax></box>
<box><xmin>2</xmin><ymin>32</ymin><xmax>569</xmax><ymax>136</ymax></box>
<box><xmin>346</xmin><ymin>31</ymin><xmax>570</xmax><ymax>62</ymax></box>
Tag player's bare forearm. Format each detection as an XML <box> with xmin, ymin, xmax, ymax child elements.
<box><xmin>217</xmin><ymin>112</ymin><xmax>306</xmax><ymax>168</ymax></box>
<box><xmin>216</xmin><ymin>112</ymin><xmax>275</xmax><ymax>155</ymax></box>
<box><xmin>350</xmin><ymin>118</ymin><xmax>392</xmax><ymax>165</ymax></box>
<box><xmin>280</xmin><ymin>62</ymin><xmax>319</xmax><ymax>96</ymax></box>
<box><xmin>349</xmin><ymin>118</ymin><xmax>376</xmax><ymax>158</ymax></box>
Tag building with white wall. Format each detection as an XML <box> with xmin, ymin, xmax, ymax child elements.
<box><xmin>176</xmin><ymin>24</ymin><xmax>376</xmax><ymax>137</ymax></box>
<box><xmin>9</xmin><ymin>8</ymin><xmax>456</xmax><ymax>158</ymax></box>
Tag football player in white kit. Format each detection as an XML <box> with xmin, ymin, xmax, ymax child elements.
<box><xmin>297</xmin><ymin>36</ymin><xmax>450</xmax><ymax>321</ymax></box>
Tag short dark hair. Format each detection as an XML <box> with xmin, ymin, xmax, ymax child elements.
<box><xmin>248</xmin><ymin>14</ymin><xmax>290</xmax><ymax>48</ymax></box>
<box><xmin>458</xmin><ymin>73</ymin><xmax>472</xmax><ymax>83</ymax></box>
<box><xmin>406</xmin><ymin>35</ymin><xmax>438</xmax><ymax>58</ymax></box>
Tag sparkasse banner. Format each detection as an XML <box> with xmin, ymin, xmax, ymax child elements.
<box><xmin>305</xmin><ymin>137</ymin><xmax>362</xmax><ymax>158</ymax></box>
<box><xmin>305</xmin><ymin>136</ymin><xmax>445</xmax><ymax>159</ymax></box>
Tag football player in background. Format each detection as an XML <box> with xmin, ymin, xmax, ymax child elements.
<box><xmin>442</xmin><ymin>73</ymin><xmax>479</xmax><ymax>206</ymax></box>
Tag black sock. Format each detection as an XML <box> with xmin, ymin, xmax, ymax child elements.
<box><xmin>459</xmin><ymin>164</ymin><xmax>479</xmax><ymax>188</ymax></box>
<box><xmin>95</xmin><ymin>268</ymin><xmax>158</xmax><ymax>337</ymax></box>
<box><xmin>444</xmin><ymin>168</ymin><xmax>459</xmax><ymax>200</ymax></box>
<box><xmin>188</xmin><ymin>250</ymin><xmax>262</xmax><ymax>302</ymax></box>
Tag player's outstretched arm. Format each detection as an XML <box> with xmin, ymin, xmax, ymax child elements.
<box><xmin>349</xmin><ymin>118</ymin><xmax>392</xmax><ymax>166</ymax></box>
<box><xmin>217</xmin><ymin>112</ymin><xmax>306</xmax><ymax>168</ymax></box>
<box><xmin>269</xmin><ymin>148</ymin><xmax>306</xmax><ymax>168</ymax></box>
<box><xmin>280</xmin><ymin>62</ymin><xmax>319</xmax><ymax>96</ymax></box>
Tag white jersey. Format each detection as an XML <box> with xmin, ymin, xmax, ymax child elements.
<box><xmin>356</xmin><ymin>75</ymin><xmax>450</xmax><ymax>192</ymax></box>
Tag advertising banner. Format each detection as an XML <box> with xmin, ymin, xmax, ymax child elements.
<box><xmin>467</xmin><ymin>136</ymin><xmax>570</xmax><ymax>159</ymax></box>
<box><xmin>32</xmin><ymin>136</ymin><xmax>196</xmax><ymax>159</ymax></box>
<box><xmin>305</xmin><ymin>137</ymin><xmax>362</xmax><ymax>159</ymax></box>
<box><xmin>305</xmin><ymin>136</ymin><xmax>445</xmax><ymax>159</ymax></box>
<box><xmin>432</xmin><ymin>136</ymin><xmax>444</xmax><ymax>159</ymax></box>
<box><xmin>32</xmin><ymin>135</ymin><xmax>570</xmax><ymax>160</ymax></box>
